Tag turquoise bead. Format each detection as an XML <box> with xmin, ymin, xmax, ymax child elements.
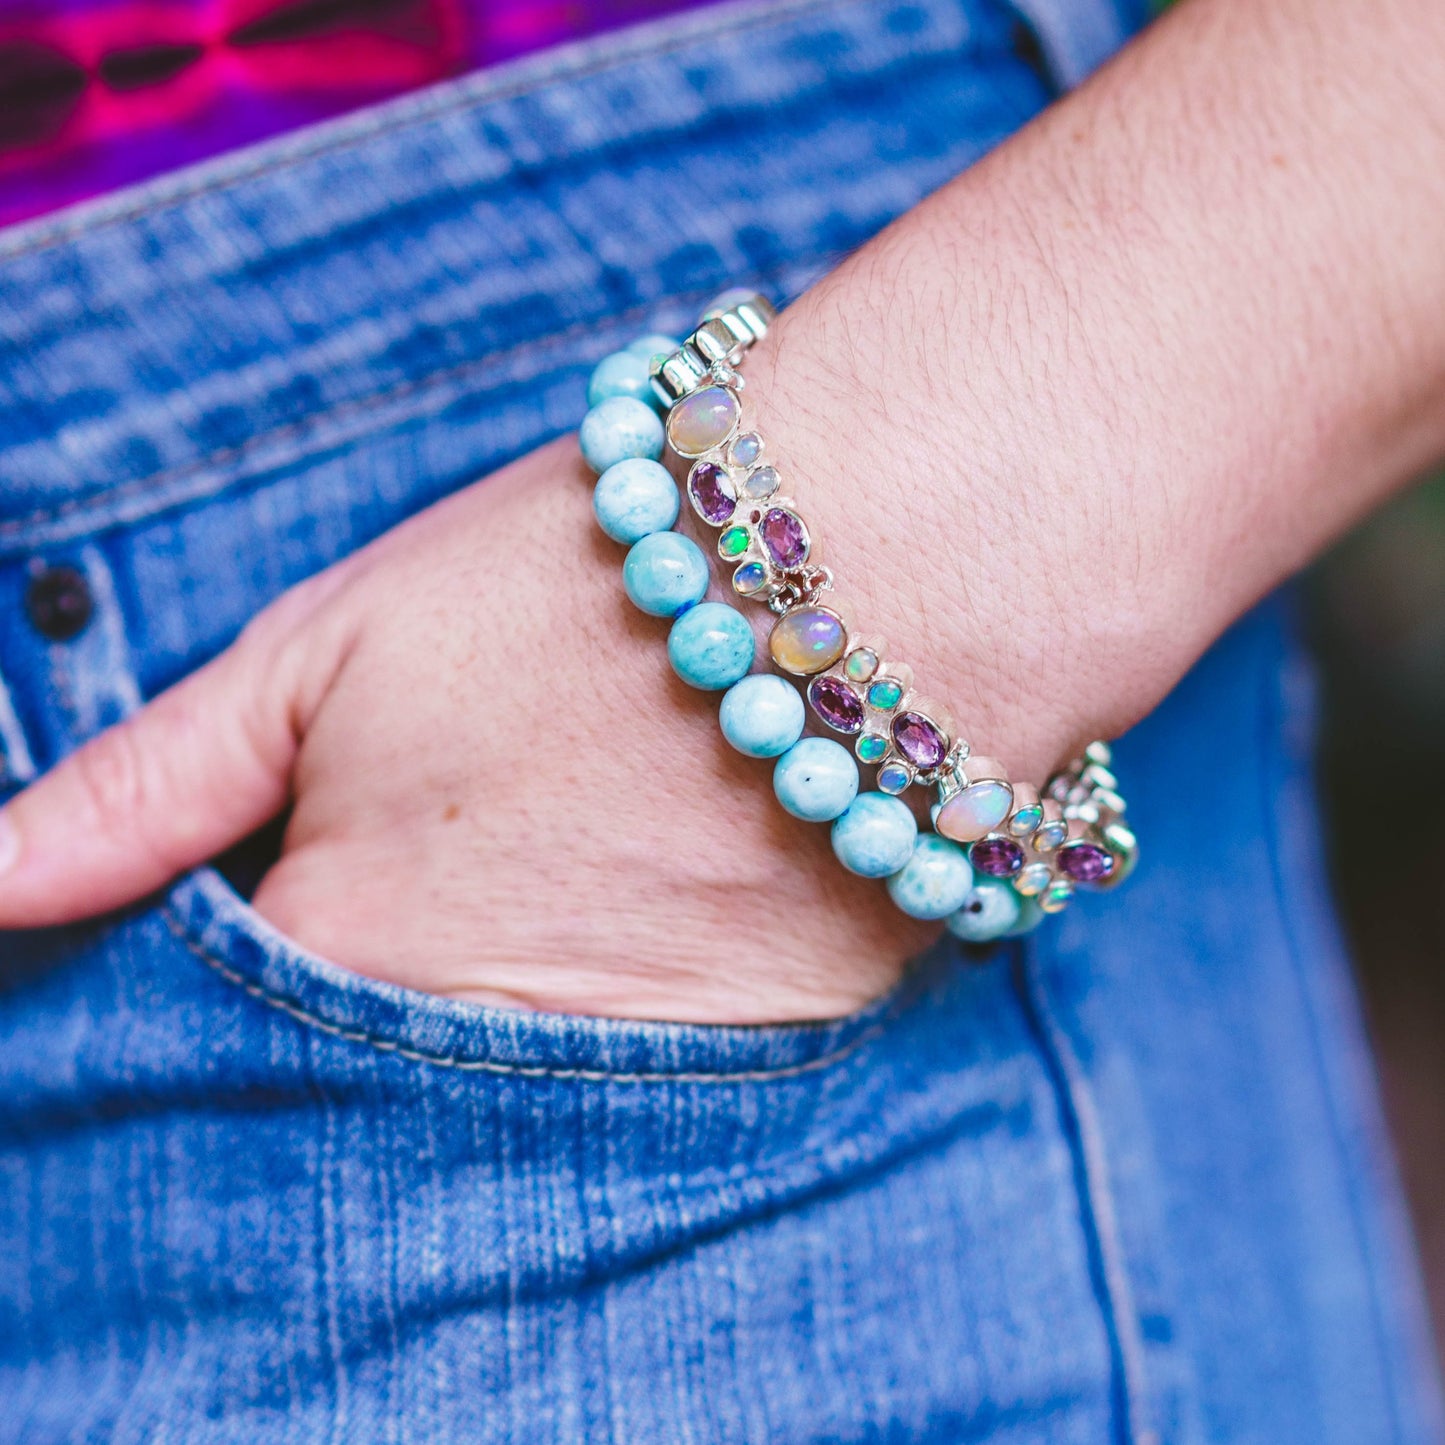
<box><xmin>628</xmin><ymin>332</ymin><xmax>680</xmax><ymax>361</ymax></box>
<box><xmin>579</xmin><ymin>397</ymin><xmax>664</xmax><ymax>473</ymax></box>
<box><xmin>719</xmin><ymin>675</ymin><xmax>806</xmax><ymax>758</ymax></box>
<box><xmin>667</xmin><ymin>602</ymin><xmax>755</xmax><ymax>690</ymax></box>
<box><xmin>831</xmin><ymin>793</ymin><xmax>918</xmax><ymax>878</ymax></box>
<box><xmin>945</xmin><ymin>877</ymin><xmax>1022</xmax><ymax>943</ymax></box>
<box><xmin>587</xmin><ymin>350</ymin><xmax>656</xmax><ymax>409</ymax></box>
<box><xmin>593</xmin><ymin>458</ymin><xmax>679</xmax><ymax>544</ymax></box>
<box><xmin>1003</xmin><ymin>895</ymin><xmax>1046</xmax><ymax>938</ymax></box>
<box><xmin>887</xmin><ymin>834</ymin><xmax>974</xmax><ymax>920</ymax></box>
<box><xmin>623</xmin><ymin>532</ymin><xmax>709</xmax><ymax>618</ymax></box>
<box><xmin>773</xmin><ymin>737</ymin><xmax>859</xmax><ymax>823</ymax></box>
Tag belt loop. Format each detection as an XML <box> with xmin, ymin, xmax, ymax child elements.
<box><xmin>1004</xmin><ymin>0</ymin><xmax>1144</xmax><ymax>90</ymax></box>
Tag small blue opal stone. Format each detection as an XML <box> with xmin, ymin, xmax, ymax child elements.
<box><xmin>587</xmin><ymin>350</ymin><xmax>656</xmax><ymax>409</ymax></box>
<box><xmin>831</xmin><ymin>793</ymin><xmax>918</xmax><ymax>877</ymax></box>
<box><xmin>580</xmin><ymin>397</ymin><xmax>665</xmax><ymax>473</ymax></box>
<box><xmin>667</xmin><ymin>602</ymin><xmax>755</xmax><ymax>690</ymax></box>
<box><xmin>623</xmin><ymin>533</ymin><xmax>709</xmax><ymax>618</ymax></box>
<box><xmin>886</xmin><ymin>834</ymin><xmax>974</xmax><ymax>920</ymax></box>
<box><xmin>773</xmin><ymin>737</ymin><xmax>859</xmax><ymax>823</ymax></box>
<box><xmin>593</xmin><ymin>458</ymin><xmax>679</xmax><ymax>543</ymax></box>
<box><xmin>719</xmin><ymin>675</ymin><xmax>806</xmax><ymax>758</ymax></box>
<box><xmin>945</xmin><ymin>877</ymin><xmax>1022</xmax><ymax>943</ymax></box>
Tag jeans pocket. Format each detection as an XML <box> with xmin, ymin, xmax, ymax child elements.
<box><xmin>160</xmin><ymin>865</ymin><xmax>922</xmax><ymax>1085</ymax></box>
<box><xmin>7</xmin><ymin>859</ymin><xmax>1134</xmax><ymax>1445</ymax></box>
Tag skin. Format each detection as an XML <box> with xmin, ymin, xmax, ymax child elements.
<box><xmin>1</xmin><ymin>0</ymin><xmax>1443</xmax><ymax>1023</ymax></box>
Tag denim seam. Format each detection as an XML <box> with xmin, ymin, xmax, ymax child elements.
<box><xmin>0</xmin><ymin>277</ymin><xmax>790</xmax><ymax>550</ymax></box>
<box><xmin>1014</xmin><ymin>951</ymin><xmax>1156</xmax><ymax>1445</ymax></box>
<box><xmin>0</xmin><ymin>668</ymin><xmax>38</xmax><ymax>787</ymax></box>
<box><xmin>0</xmin><ymin>0</ymin><xmax>856</xmax><ymax>263</ymax></box>
<box><xmin>160</xmin><ymin>905</ymin><xmax>894</xmax><ymax>1084</ymax></box>
<box><xmin>1259</xmin><ymin>636</ymin><xmax>1422</xmax><ymax>1442</ymax></box>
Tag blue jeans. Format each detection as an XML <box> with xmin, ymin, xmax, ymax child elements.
<box><xmin>0</xmin><ymin>1</ymin><xmax>1441</xmax><ymax>1440</ymax></box>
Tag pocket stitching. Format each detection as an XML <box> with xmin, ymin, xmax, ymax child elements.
<box><xmin>162</xmin><ymin>905</ymin><xmax>895</xmax><ymax>1085</ymax></box>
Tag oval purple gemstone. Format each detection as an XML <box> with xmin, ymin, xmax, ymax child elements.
<box><xmin>760</xmin><ymin>507</ymin><xmax>809</xmax><ymax>569</ymax></box>
<box><xmin>1057</xmin><ymin>841</ymin><xmax>1115</xmax><ymax>883</ymax></box>
<box><xmin>969</xmin><ymin>836</ymin><xmax>1025</xmax><ymax>877</ymax></box>
<box><xmin>891</xmin><ymin>710</ymin><xmax>948</xmax><ymax>769</ymax></box>
<box><xmin>808</xmin><ymin>675</ymin><xmax>865</xmax><ymax>734</ymax></box>
<box><xmin>688</xmin><ymin>461</ymin><xmax>736</xmax><ymax>526</ymax></box>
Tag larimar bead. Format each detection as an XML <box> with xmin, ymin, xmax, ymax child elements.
<box><xmin>628</xmin><ymin>333</ymin><xmax>680</xmax><ymax>361</ymax></box>
<box><xmin>945</xmin><ymin>877</ymin><xmax>1021</xmax><ymax>943</ymax></box>
<box><xmin>587</xmin><ymin>350</ymin><xmax>656</xmax><ymax>409</ymax></box>
<box><xmin>1003</xmin><ymin>896</ymin><xmax>1046</xmax><ymax>937</ymax></box>
<box><xmin>592</xmin><ymin>458</ymin><xmax>679</xmax><ymax>543</ymax></box>
<box><xmin>886</xmin><ymin>835</ymin><xmax>973</xmax><ymax>920</ymax></box>
<box><xmin>667</xmin><ymin>602</ymin><xmax>755</xmax><ymax>690</ymax></box>
<box><xmin>719</xmin><ymin>675</ymin><xmax>805</xmax><ymax>758</ymax></box>
<box><xmin>831</xmin><ymin>793</ymin><xmax>918</xmax><ymax>877</ymax></box>
<box><xmin>580</xmin><ymin>397</ymin><xmax>665</xmax><ymax>473</ymax></box>
<box><xmin>623</xmin><ymin>533</ymin><xmax>709</xmax><ymax>618</ymax></box>
<box><xmin>773</xmin><ymin>738</ymin><xmax>859</xmax><ymax>822</ymax></box>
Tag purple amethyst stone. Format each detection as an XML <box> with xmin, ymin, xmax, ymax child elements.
<box><xmin>760</xmin><ymin>507</ymin><xmax>810</xmax><ymax>569</ymax></box>
<box><xmin>891</xmin><ymin>711</ymin><xmax>948</xmax><ymax>770</ymax></box>
<box><xmin>1057</xmin><ymin>842</ymin><xmax>1115</xmax><ymax>883</ymax></box>
<box><xmin>808</xmin><ymin>675</ymin><xmax>865</xmax><ymax>734</ymax></box>
<box><xmin>969</xmin><ymin>836</ymin><xmax>1025</xmax><ymax>877</ymax></box>
<box><xmin>688</xmin><ymin>461</ymin><xmax>736</xmax><ymax>525</ymax></box>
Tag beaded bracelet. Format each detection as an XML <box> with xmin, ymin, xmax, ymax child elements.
<box><xmin>577</xmin><ymin>291</ymin><xmax>1137</xmax><ymax>943</ymax></box>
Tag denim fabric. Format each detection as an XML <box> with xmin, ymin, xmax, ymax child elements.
<box><xmin>0</xmin><ymin>0</ymin><xmax>1441</xmax><ymax>1441</ymax></box>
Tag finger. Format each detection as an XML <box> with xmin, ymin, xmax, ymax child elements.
<box><xmin>0</xmin><ymin>586</ymin><xmax>347</xmax><ymax>929</ymax></box>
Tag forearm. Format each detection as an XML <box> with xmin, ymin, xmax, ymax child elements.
<box><xmin>748</xmin><ymin>0</ymin><xmax>1445</xmax><ymax>779</ymax></box>
<box><xmin>6</xmin><ymin>0</ymin><xmax>1443</xmax><ymax>1024</ymax></box>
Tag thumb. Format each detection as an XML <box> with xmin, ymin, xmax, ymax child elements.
<box><xmin>0</xmin><ymin>578</ymin><xmax>351</xmax><ymax>930</ymax></box>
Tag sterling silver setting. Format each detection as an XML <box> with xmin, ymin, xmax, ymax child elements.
<box><xmin>651</xmin><ymin>292</ymin><xmax>1136</xmax><ymax>916</ymax></box>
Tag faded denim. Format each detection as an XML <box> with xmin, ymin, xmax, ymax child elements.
<box><xmin>0</xmin><ymin>0</ymin><xmax>1441</xmax><ymax>1440</ymax></box>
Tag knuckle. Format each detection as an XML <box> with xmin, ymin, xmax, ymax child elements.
<box><xmin>71</xmin><ymin>725</ymin><xmax>153</xmax><ymax>838</ymax></box>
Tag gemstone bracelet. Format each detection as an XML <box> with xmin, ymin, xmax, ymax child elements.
<box><xmin>577</xmin><ymin>291</ymin><xmax>1136</xmax><ymax>943</ymax></box>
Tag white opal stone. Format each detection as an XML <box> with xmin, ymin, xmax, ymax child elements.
<box><xmin>666</xmin><ymin>386</ymin><xmax>740</xmax><ymax>457</ymax></box>
<box><xmin>1015</xmin><ymin>862</ymin><xmax>1053</xmax><ymax>897</ymax></box>
<box><xmin>729</xmin><ymin>432</ymin><xmax>763</xmax><ymax>466</ymax></box>
<box><xmin>935</xmin><ymin>780</ymin><xmax>1014</xmax><ymax>843</ymax></box>
<box><xmin>742</xmin><ymin>465</ymin><xmax>780</xmax><ymax>499</ymax></box>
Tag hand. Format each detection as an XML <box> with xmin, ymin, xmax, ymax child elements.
<box><xmin>0</xmin><ymin>282</ymin><xmax>1150</xmax><ymax>1023</ymax></box>
<box><xmin>4</xmin><ymin>0</ymin><xmax>1444</xmax><ymax>1023</ymax></box>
